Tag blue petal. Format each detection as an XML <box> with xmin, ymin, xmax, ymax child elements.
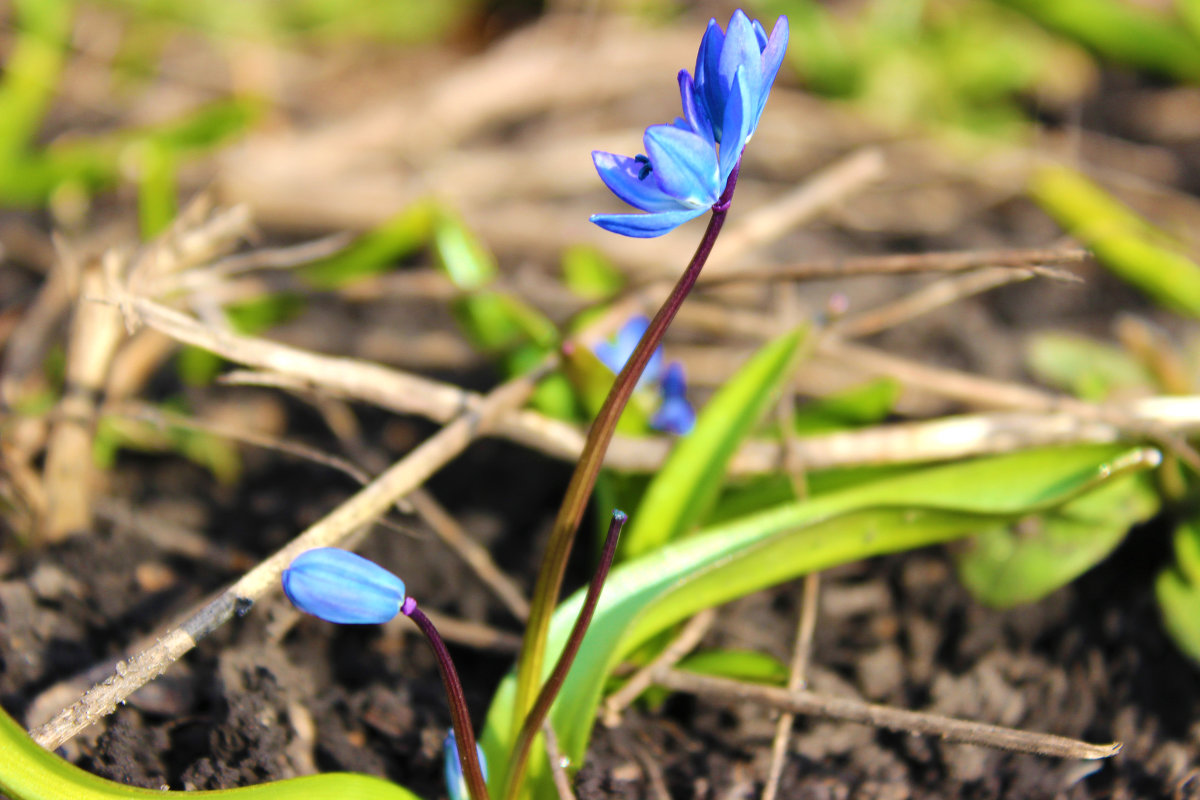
<box><xmin>644</xmin><ymin>125</ymin><xmax>720</xmax><ymax>207</ymax></box>
<box><xmin>677</xmin><ymin>70</ymin><xmax>713</xmax><ymax>142</ymax></box>
<box><xmin>444</xmin><ymin>730</ymin><xmax>488</xmax><ymax>800</ymax></box>
<box><xmin>282</xmin><ymin>548</ymin><xmax>406</xmax><ymax>625</ymax></box>
<box><xmin>694</xmin><ymin>19</ymin><xmax>726</xmax><ymax>138</ymax></box>
<box><xmin>718</xmin><ymin>11</ymin><xmax>763</xmax><ymax>139</ymax></box>
<box><xmin>661</xmin><ymin>360</ymin><xmax>688</xmax><ymax>397</ymax></box>
<box><xmin>652</xmin><ymin>396</ymin><xmax>695</xmax><ymax>435</ymax></box>
<box><xmin>590</xmin><ymin>206</ymin><xmax>708</xmax><ymax>238</ymax></box>
<box><xmin>719</xmin><ymin>68</ymin><xmax>752</xmax><ymax>187</ymax></box>
<box><xmin>592</xmin><ymin>151</ymin><xmax>682</xmax><ymax>213</ymax></box>
<box><xmin>753</xmin><ymin>19</ymin><xmax>768</xmax><ymax>50</ymax></box>
<box><xmin>756</xmin><ymin>16</ymin><xmax>789</xmax><ymax>126</ymax></box>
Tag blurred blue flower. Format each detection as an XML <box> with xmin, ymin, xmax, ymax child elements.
<box><xmin>593</xmin><ymin>315</ymin><xmax>663</xmax><ymax>389</ymax></box>
<box><xmin>593</xmin><ymin>316</ymin><xmax>694</xmax><ymax>434</ymax></box>
<box><xmin>282</xmin><ymin>548</ymin><xmax>406</xmax><ymax>625</ymax></box>
<box><xmin>651</xmin><ymin>362</ymin><xmax>696</xmax><ymax>435</ymax></box>
<box><xmin>444</xmin><ymin>729</ymin><xmax>488</xmax><ymax>800</ymax></box>
<box><xmin>590</xmin><ymin>9</ymin><xmax>787</xmax><ymax>239</ymax></box>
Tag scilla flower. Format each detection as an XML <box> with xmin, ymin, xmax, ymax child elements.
<box><xmin>282</xmin><ymin>547</ymin><xmax>406</xmax><ymax>624</ymax></box>
<box><xmin>594</xmin><ymin>316</ymin><xmax>695</xmax><ymax>434</ymax></box>
<box><xmin>444</xmin><ymin>730</ymin><xmax>488</xmax><ymax>800</ymax></box>
<box><xmin>590</xmin><ymin>9</ymin><xmax>787</xmax><ymax>238</ymax></box>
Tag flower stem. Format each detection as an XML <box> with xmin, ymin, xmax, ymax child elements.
<box><xmin>403</xmin><ymin>599</ymin><xmax>489</xmax><ymax>800</ymax></box>
<box><xmin>502</xmin><ymin>509</ymin><xmax>628</xmax><ymax>800</ymax></box>
<box><xmin>509</xmin><ymin>160</ymin><xmax>743</xmax><ymax>776</ymax></box>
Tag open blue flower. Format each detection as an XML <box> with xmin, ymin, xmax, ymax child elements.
<box><xmin>444</xmin><ymin>730</ymin><xmax>488</xmax><ymax>800</ymax></box>
<box><xmin>282</xmin><ymin>548</ymin><xmax>406</xmax><ymax>625</ymax></box>
<box><xmin>593</xmin><ymin>316</ymin><xmax>695</xmax><ymax>434</ymax></box>
<box><xmin>694</xmin><ymin>10</ymin><xmax>789</xmax><ymax>147</ymax></box>
<box><xmin>590</xmin><ymin>9</ymin><xmax>786</xmax><ymax>238</ymax></box>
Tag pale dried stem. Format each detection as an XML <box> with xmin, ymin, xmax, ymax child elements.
<box><xmin>831</xmin><ymin>268</ymin><xmax>1045</xmax><ymax>339</ymax></box>
<box><xmin>30</xmin><ymin>360</ymin><xmax>548</xmax><ymax>750</ymax></box>
<box><xmin>696</xmin><ymin>245</ymin><xmax>1091</xmax><ymax>288</ymax></box>
<box><xmin>761</xmin><ymin>574</ymin><xmax>821</xmax><ymax>800</ymax></box>
<box><xmin>601</xmin><ymin>608</ymin><xmax>717</xmax><ymax>727</ymax></box>
<box><xmin>408</xmin><ymin>488</ymin><xmax>530</xmax><ymax>622</ymax></box>
<box><xmin>541</xmin><ymin>720</ymin><xmax>577</xmax><ymax>800</ymax></box>
<box><xmin>655</xmin><ymin>669</ymin><xmax>1121</xmax><ymax>761</ymax></box>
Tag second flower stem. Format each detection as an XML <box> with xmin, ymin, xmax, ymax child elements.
<box><xmin>508</xmin><ymin>161</ymin><xmax>743</xmax><ymax>777</ymax></box>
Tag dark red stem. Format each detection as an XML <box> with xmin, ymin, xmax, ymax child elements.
<box><xmin>502</xmin><ymin>509</ymin><xmax>628</xmax><ymax>799</ymax></box>
<box><xmin>405</xmin><ymin>602</ymin><xmax>489</xmax><ymax>800</ymax></box>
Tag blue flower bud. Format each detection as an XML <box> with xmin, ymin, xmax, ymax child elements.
<box><xmin>282</xmin><ymin>548</ymin><xmax>406</xmax><ymax>625</ymax></box>
<box><xmin>444</xmin><ymin>729</ymin><xmax>487</xmax><ymax>800</ymax></box>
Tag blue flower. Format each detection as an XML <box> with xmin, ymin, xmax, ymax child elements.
<box><xmin>693</xmin><ymin>10</ymin><xmax>789</xmax><ymax>147</ymax></box>
<box><xmin>593</xmin><ymin>315</ymin><xmax>663</xmax><ymax>389</ymax></box>
<box><xmin>589</xmin><ymin>9</ymin><xmax>787</xmax><ymax>238</ymax></box>
<box><xmin>593</xmin><ymin>316</ymin><xmax>695</xmax><ymax>434</ymax></box>
<box><xmin>282</xmin><ymin>548</ymin><xmax>406</xmax><ymax>625</ymax></box>
<box><xmin>444</xmin><ymin>729</ymin><xmax>488</xmax><ymax>800</ymax></box>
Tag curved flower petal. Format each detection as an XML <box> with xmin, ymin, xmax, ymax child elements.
<box><xmin>694</xmin><ymin>19</ymin><xmax>725</xmax><ymax>134</ymax></box>
<box><xmin>592</xmin><ymin>151</ymin><xmax>683</xmax><ymax>213</ymax></box>
<box><xmin>718</xmin><ymin>11</ymin><xmax>763</xmax><ymax>130</ymax></box>
<box><xmin>719</xmin><ymin>68</ymin><xmax>752</xmax><ymax>186</ymax></box>
<box><xmin>283</xmin><ymin>548</ymin><xmax>406</xmax><ymax>625</ymax></box>
<box><xmin>756</xmin><ymin>16</ymin><xmax>790</xmax><ymax>124</ymax></box>
<box><xmin>677</xmin><ymin>70</ymin><xmax>713</xmax><ymax>142</ymax></box>
<box><xmin>589</xmin><ymin>206</ymin><xmax>708</xmax><ymax>238</ymax></box>
<box><xmin>644</xmin><ymin>125</ymin><xmax>720</xmax><ymax>208</ymax></box>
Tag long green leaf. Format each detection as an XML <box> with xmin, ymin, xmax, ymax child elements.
<box><xmin>620</xmin><ymin>327</ymin><xmax>810</xmax><ymax>559</ymax></box>
<box><xmin>0</xmin><ymin>707</ymin><xmax>422</xmax><ymax>800</ymax></box>
<box><xmin>483</xmin><ymin>444</ymin><xmax>1158</xmax><ymax>797</ymax></box>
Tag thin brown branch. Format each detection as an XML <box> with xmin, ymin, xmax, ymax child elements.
<box><xmin>655</xmin><ymin>669</ymin><xmax>1121</xmax><ymax>761</ymax></box>
<box><xmin>696</xmin><ymin>245</ymin><xmax>1091</xmax><ymax>288</ymax></box>
<box><xmin>408</xmin><ymin>488</ymin><xmax>530</xmax><ymax>622</ymax></box>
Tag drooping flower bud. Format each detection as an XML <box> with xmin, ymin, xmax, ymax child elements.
<box><xmin>282</xmin><ymin>548</ymin><xmax>406</xmax><ymax>625</ymax></box>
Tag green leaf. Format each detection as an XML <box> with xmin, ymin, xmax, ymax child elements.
<box><xmin>434</xmin><ymin>211</ymin><xmax>496</xmax><ymax>290</ymax></box>
<box><xmin>561</xmin><ymin>246</ymin><xmax>624</xmax><ymax>299</ymax></box>
<box><xmin>302</xmin><ymin>202</ymin><xmax>435</xmax><ymax>288</ymax></box>
<box><xmin>677</xmin><ymin>649</ymin><xmax>789</xmax><ymax>686</ymax></box>
<box><xmin>955</xmin><ymin>471</ymin><xmax>1159</xmax><ymax>607</ymax></box>
<box><xmin>1025</xmin><ymin>332</ymin><xmax>1152</xmax><ymax>402</ymax></box>
<box><xmin>791</xmin><ymin>378</ymin><xmax>899</xmax><ymax>434</ymax></box>
<box><xmin>1030</xmin><ymin>165</ymin><xmax>1200</xmax><ymax>318</ymax></box>
<box><xmin>1156</xmin><ymin>566</ymin><xmax>1200</xmax><ymax>664</ymax></box>
<box><xmin>0</xmin><ymin>706</ymin><xmax>423</xmax><ymax>800</ymax></box>
<box><xmin>1172</xmin><ymin>516</ymin><xmax>1200</xmax><ymax>586</ymax></box>
<box><xmin>620</xmin><ymin>327</ymin><xmax>810</xmax><ymax>559</ymax></box>
<box><xmin>483</xmin><ymin>444</ymin><xmax>1158</xmax><ymax>798</ymax></box>
<box><xmin>995</xmin><ymin>0</ymin><xmax>1200</xmax><ymax>82</ymax></box>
